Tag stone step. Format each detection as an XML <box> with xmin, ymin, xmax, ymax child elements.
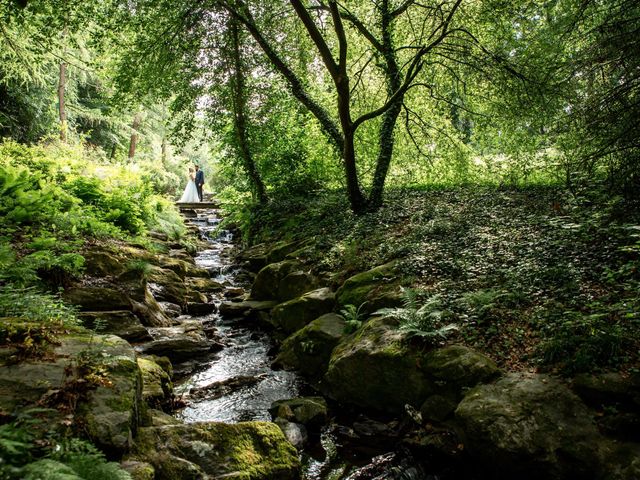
<box><xmin>176</xmin><ymin>201</ymin><xmax>219</xmax><ymax>210</ymax></box>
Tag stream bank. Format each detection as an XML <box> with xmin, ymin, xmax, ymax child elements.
<box><xmin>1</xmin><ymin>201</ymin><xmax>638</xmax><ymax>480</ymax></box>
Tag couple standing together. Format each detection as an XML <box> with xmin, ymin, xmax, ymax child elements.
<box><xmin>179</xmin><ymin>165</ymin><xmax>205</xmax><ymax>203</ymax></box>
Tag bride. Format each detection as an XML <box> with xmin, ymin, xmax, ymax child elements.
<box><xmin>178</xmin><ymin>167</ymin><xmax>200</xmax><ymax>203</ymax></box>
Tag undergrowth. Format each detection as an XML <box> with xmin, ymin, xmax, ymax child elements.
<box><xmin>233</xmin><ymin>186</ymin><xmax>640</xmax><ymax>374</ymax></box>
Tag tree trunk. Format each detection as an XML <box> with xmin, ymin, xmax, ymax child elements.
<box><xmin>367</xmin><ymin>0</ymin><xmax>403</xmax><ymax>209</ymax></box>
<box><xmin>336</xmin><ymin>76</ymin><xmax>366</xmax><ymax>213</ymax></box>
<box><xmin>128</xmin><ymin>112</ymin><xmax>142</xmax><ymax>160</ymax></box>
<box><xmin>230</xmin><ymin>18</ymin><xmax>268</xmax><ymax>204</ymax></box>
<box><xmin>58</xmin><ymin>60</ymin><xmax>67</xmax><ymax>142</ymax></box>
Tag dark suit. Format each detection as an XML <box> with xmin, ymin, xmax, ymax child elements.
<box><xmin>195</xmin><ymin>169</ymin><xmax>204</xmax><ymax>202</ymax></box>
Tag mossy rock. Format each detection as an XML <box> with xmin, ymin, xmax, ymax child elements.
<box><xmin>251</xmin><ymin>260</ymin><xmax>300</xmax><ymax>300</ymax></box>
<box><xmin>270</xmin><ymin>288</ymin><xmax>335</xmax><ymax>334</ymax></box>
<box><xmin>75</xmin><ymin>334</ymin><xmax>143</xmax><ymax>456</ymax></box>
<box><xmin>238</xmin><ymin>243</ymin><xmax>270</xmax><ymax>272</ymax></box>
<box><xmin>63</xmin><ymin>286</ymin><xmax>131</xmax><ymax>312</ymax></box>
<box><xmin>185</xmin><ymin>277</ymin><xmax>224</xmax><ymax>293</ymax></box>
<box><xmin>422</xmin><ymin>345</ymin><xmax>500</xmax><ymax>396</ymax></box>
<box><xmin>83</xmin><ymin>249</ymin><xmax>127</xmax><ymax>277</ymax></box>
<box><xmin>78</xmin><ymin>310</ymin><xmax>151</xmax><ymax>343</ymax></box>
<box><xmin>138</xmin><ymin>358</ymin><xmax>173</xmax><ymax>409</ymax></box>
<box><xmin>121</xmin><ymin>460</ymin><xmax>155</xmax><ymax>480</ymax></box>
<box><xmin>420</xmin><ymin>394</ymin><xmax>459</xmax><ymax>422</ymax></box>
<box><xmin>267</xmin><ymin>240</ymin><xmax>306</xmax><ymax>264</ymax></box>
<box><xmin>273</xmin><ymin>313</ymin><xmax>346</xmax><ymax>378</ymax></box>
<box><xmin>152</xmin><ymin>256</ymin><xmax>208</xmax><ymax>279</ymax></box>
<box><xmin>130</xmin><ymin>421</ymin><xmax>300</xmax><ymax>479</ymax></box>
<box><xmin>0</xmin><ymin>332</ymin><xmax>142</xmax><ymax>456</ymax></box>
<box><xmin>455</xmin><ymin>373</ymin><xmax>607</xmax><ymax>479</ymax></box>
<box><xmin>572</xmin><ymin>373</ymin><xmax>640</xmax><ymax>410</ymax></box>
<box><xmin>324</xmin><ymin>317</ymin><xmax>434</xmax><ymax>414</ymax></box>
<box><xmin>148</xmin><ymin>266</ymin><xmax>184</xmax><ymax>287</ymax></box>
<box><xmin>335</xmin><ymin>262</ymin><xmax>403</xmax><ymax>314</ymax></box>
<box><xmin>277</xmin><ymin>271</ymin><xmax>317</xmax><ymax>302</ymax></box>
<box><xmin>269</xmin><ymin>397</ymin><xmax>328</xmax><ymax>429</ymax></box>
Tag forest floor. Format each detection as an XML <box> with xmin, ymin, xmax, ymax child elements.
<box><xmin>240</xmin><ymin>186</ymin><xmax>640</xmax><ymax>376</ymax></box>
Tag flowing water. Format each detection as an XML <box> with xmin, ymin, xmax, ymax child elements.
<box><xmin>173</xmin><ymin>208</ymin><xmax>448</xmax><ymax>480</ymax></box>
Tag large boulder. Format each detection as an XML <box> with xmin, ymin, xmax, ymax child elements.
<box><xmin>138</xmin><ymin>321</ymin><xmax>220</xmax><ymax>363</ymax></box>
<box><xmin>78</xmin><ymin>310</ymin><xmax>151</xmax><ymax>343</ymax></box>
<box><xmin>76</xmin><ymin>335</ymin><xmax>143</xmax><ymax>455</ymax></box>
<box><xmin>572</xmin><ymin>373</ymin><xmax>640</xmax><ymax>410</ymax></box>
<box><xmin>250</xmin><ymin>260</ymin><xmax>300</xmax><ymax>300</ymax></box>
<box><xmin>185</xmin><ymin>277</ymin><xmax>224</xmax><ymax>293</ymax></box>
<box><xmin>324</xmin><ymin>319</ymin><xmax>498</xmax><ymax>415</ymax></box>
<box><xmin>0</xmin><ymin>331</ymin><xmax>142</xmax><ymax>456</ymax></box>
<box><xmin>267</xmin><ymin>240</ymin><xmax>305</xmax><ymax>264</ymax></box>
<box><xmin>422</xmin><ymin>345</ymin><xmax>500</xmax><ymax>396</ymax></box>
<box><xmin>455</xmin><ymin>373</ymin><xmax>607</xmax><ymax>479</ymax></box>
<box><xmin>324</xmin><ymin>317</ymin><xmax>433</xmax><ymax>414</ymax></box>
<box><xmin>63</xmin><ymin>286</ymin><xmax>131</xmax><ymax>311</ymax></box>
<box><xmin>129</xmin><ymin>422</ymin><xmax>300</xmax><ymax>479</ymax></box>
<box><xmin>82</xmin><ymin>249</ymin><xmax>127</xmax><ymax>277</ymax></box>
<box><xmin>270</xmin><ymin>288</ymin><xmax>335</xmax><ymax>334</ymax></box>
<box><xmin>273</xmin><ymin>313</ymin><xmax>346</xmax><ymax>378</ymax></box>
<box><xmin>277</xmin><ymin>270</ymin><xmax>317</xmax><ymax>302</ymax></box>
<box><xmin>148</xmin><ymin>266</ymin><xmax>189</xmax><ymax>306</ymax></box>
<box><xmin>238</xmin><ymin>244</ymin><xmax>269</xmax><ymax>272</ymax></box>
<box><xmin>153</xmin><ymin>255</ymin><xmax>210</xmax><ymax>279</ymax></box>
<box><xmin>129</xmin><ymin>285</ymin><xmax>175</xmax><ymax>327</ymax></box>
<box><xmin>335</xmin><ymin>262</ymin><xmax>403</xmax><ymax>313</ymax></box>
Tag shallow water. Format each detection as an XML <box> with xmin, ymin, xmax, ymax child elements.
<box><xmin>175</xmin><ymin>211</ymin><xmax>303</xmax><ymax>423</ymax></box>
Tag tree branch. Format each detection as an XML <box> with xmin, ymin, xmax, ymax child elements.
<box><xmin>220</xmin><ymin>0</ymin><xmax>344</xmax><ymax>151</ymax></box>
<box><xmin>289</xmin><ymin>0</ymin><xmax>339</xmax><ymax>80</ymax></box>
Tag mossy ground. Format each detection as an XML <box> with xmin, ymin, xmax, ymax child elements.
<box><xmin>232</xmin><ymin>186</ymin><xmax>640</xmax><ymax>375</ymax></box>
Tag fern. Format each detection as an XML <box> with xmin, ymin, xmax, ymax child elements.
<box><xmin>375</xmin><ymin>288</ymin><xmax>458</xmax><ymax>343</ymax></box>
<box><xmin>340</xmin><ymin>302</ymin><xmax>368</xmax><ymax>333</ymax></box>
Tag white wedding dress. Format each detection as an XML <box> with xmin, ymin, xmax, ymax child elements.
<box><xmin>178</xmin><ymin>175</ymin><xmax>200</xmax><ymax>203</ymax></box>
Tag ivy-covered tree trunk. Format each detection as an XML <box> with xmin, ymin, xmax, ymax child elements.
<box><xmin>368</xmin><ymin>0</ymin><xmax>403</xmax><ymax>210</ymax></box>
<box><xmin>229</xmin><ymin>18</ymin><xmax>268</xmax><ymax>204</ymax></box>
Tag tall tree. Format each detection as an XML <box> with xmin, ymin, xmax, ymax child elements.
<box><xmin>228</xmin><ymin>17</ymin><xmax>268</xmax><ymax>204</ymax></box>
<box><xmin>220</xmin><ymin>0</ymin><xmax>519</xmax><ymax>213</ymax></box>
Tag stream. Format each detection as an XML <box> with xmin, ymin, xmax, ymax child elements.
<box><xmin>172</xmin><ymin>208</ymin><xmax>451</xmax><ymax>480</ymax></box>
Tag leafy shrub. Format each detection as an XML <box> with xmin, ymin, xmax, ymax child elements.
<box><xmin>65</xmin><ymin>177</ymin><xmax>105</xmax><ymax>205</ymax></box>
<box><xmin>537</xmin><ymin>308</ymin><xmax>631</xmax><ymax>374</ymax></box>
<box><xmin>0</xmin><ymin>414</ymin><xmax>131</xmax><ymax>480</ymax></box>
<box><xmin>145</xmin><ymin>196</ymin><xmax>186</xmax><ymax>240</ymax></box>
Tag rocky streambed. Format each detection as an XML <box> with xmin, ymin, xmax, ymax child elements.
<box><xmin>2</xmin><ymin>205</ymin><xmax>639</xmax><ymax>480</ymax></box>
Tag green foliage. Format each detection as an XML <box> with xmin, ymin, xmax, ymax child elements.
<box><xmin>340</xmin><ymin>303</ymin><xmax>367</xmax><ymax>334</ymax></box>
<box><xmin>376</xmin><ymin>289</ymin><xmax>459</xmax><ymax>343</ymax></box>
<box><xmin>0</xmin><ymin>286</ymin><xmax>78</xmax><ymax>326</ymax></box>
<box><xmin>0</xmin><ymin>413</ymin><xmax>131</xmax><ymax>480</ymax></box>
<box><xmin>125</xmin><ymin>259</ymin><xmax>152</xmax><ymax>279</ymax></box>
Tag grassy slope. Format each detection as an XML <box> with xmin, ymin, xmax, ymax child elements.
<box><xmin>241</xmin><ymin>186</ymin><xmax>640</xmax><ymax>375</ymax></box>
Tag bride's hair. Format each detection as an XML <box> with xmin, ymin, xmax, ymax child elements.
<box><xmin>188</xmin><ymin>167</ymin><xmax>194</xmax><ymax>173</ymax></box>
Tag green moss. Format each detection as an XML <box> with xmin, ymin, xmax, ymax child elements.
<box><xmin>131</xmin><ymin>422</ymin><xmax>299</xmax><ymax>480</ymax></box>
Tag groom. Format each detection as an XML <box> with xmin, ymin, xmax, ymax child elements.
<box><xmin>194</xmin><ymin>165</ymin><xmax>204</xmax><ymax>202</ymax></box>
